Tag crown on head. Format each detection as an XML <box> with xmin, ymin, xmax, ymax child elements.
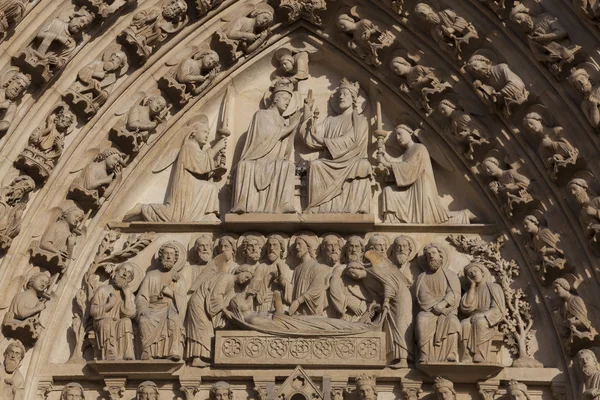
<box><xmin>507</xmin><ymin>380</ymin><xmax>528</xmax><ymax>394</ymax></box>
<box><xmin>356</xmin><ymin>375</ymin><xmax>376</xmax><ymax>388</ymax></box>
<box><xmin>433</xmin><ymin>377</ymin><xmax>454</xmax><ymax>390</ymax></box>
<box><xmin>339</xmin><ymin>78</ymin><xmax>360</xmax><ymax>97</ymax></box>
<box><xmin>272</xmin><ymin>78</ymin><xmax>294</xmax><ymax>95</ymax></box>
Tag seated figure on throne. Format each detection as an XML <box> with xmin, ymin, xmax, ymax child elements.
<box><xmin>299</xmin><ymin>78</ymin><xmax>372</xmax><ymax>214</ymax></box>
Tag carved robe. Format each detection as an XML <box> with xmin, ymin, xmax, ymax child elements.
<box><xmin>0</xmin><ymin>89</ymin><xmax>17</xmax><ymax>134</ymax></box>
<box><xmin>248</xmin><ymin>262</ymin><xmax>291</xmax><ymax>312</ymax></box>
<box><xmin>0</xmin><ymin>191</ymin><xmax>25</xmax><ymax>244</ymax></box>
<box><xmin>70</xmin><ymin>162</ymin><xmax>114</xmax><ymax>197</ymax></box>
<box><xmin>303</xmin><ymin>110</ymin><xmax>372</xmax><ymax>213</ymax></box>
<box><xmin>141</xmin><ymin>138</ymin><xmax>219</xmax><ymax>221</ymax></box>
<box><xmin>581</xmin><ymin>86</ymin><xmax>600</xmax><ymax>128</ymax></box>
<box><xmin>527</xmin><ymin>14</ymin><xmax>580</xmax><ymax>67</ymax></box>
<box><xmin>382</xmin><ymin>143</ymin><xmax>470</xmax><ymax>224</ymax></box>
<box><xmin>415</xmin><ymin>268</ymin><xmax>461</xmax><ymax>361</ymax></box>
<box><xmin>39</xmin><ymin>220</ymin><xmax>74</xmax><ymax>259</ymax></box>
<box><xmin>525</xmin><ymin>227</ymin><xmax>565</xmax><ymax>273</ymax></box>
<box><xmin>231</xmin><ymin>107</ymin><xmax>295</xmax><ymax>214</ymax></box>
<box><xmin>460</xmin><ymin>281</ymin><xmax>505</xmax><ymax>361</ymax></box>
<box><xmin>0</xmin><ymin>368</ymin><xmax>24</xmax><ymax>400</ymax></box>
<box><xmin>185</xmin><ymin>273</ymin><xmax>238</xmax><ymax>360</ymax></box>
<box><xmin>578</xmin><ymin>197</ymin><xmax>600</xmax><ymax>242</ymax></box>
<box><xmin>135</xmin><ymin>269</ymin><xmax>187</xmax><ymax>359</ymax></box>
<box><xmin>0</xmin><ymin>0</ymin><xmax>25</xmax><ymax>34</ymax></box>
<box><xmin>328</xmin><ymin>265</ymin><xmax>370</xmax><ymax>322</ymax></box>
<box><xmin>482</xmin><ymin>64</ymin><xmax>528</xmax><ymax>111</ymax></box>
<box><xmin>35</xmin><ymin>18</ymin><xmax>76</xmax><ymax>67</ymax></box>
<box><xmin>89</xmin><ymin>284</ymin><xmax>136</xmax><ymax>360</ymax></box>
<box><xmin>562</xmin><ymin>294</ymin><xmax>594</xmax><ymax>335</ymax></box>
<box><xmin>283</xmin><ymin>259</ymin><xmax>330</xmax><ymax>315</ymax></box>
<box><xmin>74</xmin><ymin>60</ymin><xmax>117</xmax><ymax>106</ymax></box>
<box><xmin>583</xmin><ymin>369</ymin><xmax>600</xmax><ymax>399</ymax></box>
<box><xmin>431</xmin><ymin>10</ymin><xmax>474</xmax><ymax>51</ymax></box>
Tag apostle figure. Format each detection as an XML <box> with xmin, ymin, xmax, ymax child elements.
<box><xmin>482</xmin><ymin>156</ymin><xmax>533</xmax><ymax>218</ymax></box>
<box><xmin>188</xmin><ymin>235</ymin><xmax>238</xmax><ymax>293</ymax></box>
<box><xmin>348</xmin><ymin>250</ymin><xmax>414</xmax><ymax>368</ymax></box>
<box><xmin>415</xmin><ymin>243</ymin><xmax>461</xmax><ymax>362</ymax></box>
<box><xmin>185</xmin><ymin>266</ymin><xmax>254</xmax><ymax>367</ymax></box>
<box><xmin>390</xmin><ymin>235</ymin><xmax>416</xmax><ymax>283</ymax></box>
<box><xmin>300</xmin><ymin>78</ymin><xmax>372</xmax><ymax>214</ymax></box>
<box><xmin>283</xmin><ymin>233</ymin><xmax>330</xmax><ymax>316</ymax></box>
<box><xmin>577</xmin><ymin>349</ymin><xmax>600</xmax><ymax>399</ymax></box>
<box><xmin>366</xmin><ymin>234</ymin><xmax>389</xmax><ymax>255</ymax></box>
<box><xmin>378</xmin><ymin>124</ymin><xmax>474</xmax><ymax>224</ymax></box>
<box><xmin>568</xmin><ymin>67</ymin><xmax>600</xmax><ymax>128</ymax></box>
<box><xmin>0</xmin><ymin>175</ymin><xmax>35</xmax><ymax>252</ymax></box>
<box><xmin>0</xmin><ymin>341</ymin><xmax>25</xmax><ymax>400</ymax></box>
<box><xmin>136</xmin><ymin>242</ymin><xmax>187</xmax><ymax>361</ymax></box>
<box><xmin>231</xmin><ymin>78</ymin><xmax>300</xmax><ymax>214</ymax></box>
<box><xmin>60</xmin><ymin>383</ymin><xmax>84</xmax><ymax>400</ymax></box>
<box><xmin>184</xmin><ymin>234</ymin><xmax>213</xmax><ymax>292</ymax></box>
<box><xmin>568</xmin><ymin>178</ymin><xmax>600</xmax><ymax>253</ymax></box>
<box><xmin>459</xmin><ymin>262</ymin><xmax>505</xmax><ymax>363</ymax></box>
<box><xmin>124</xmin><ymin>114</ymin><xmax>224</xmax><ymax>222</ymax></box>
<box><xmin>89</xmin><ymin>263</ymin><xmax>137</xmax><ymax>360</ymax></box>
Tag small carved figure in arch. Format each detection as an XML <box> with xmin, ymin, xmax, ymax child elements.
<box><xmin>336</xmin><ymin>7</ymin><xmax>395</xmax><ymax>67</ymax></box>
<box><xmin>413</xmin><ymin>3</ymin><xmax>479</xmax><ymax>60</ymax></box>
<box><xmin>437</xmin><ymin>96</ymin><xmax>493</xmax><ymax>161</ymax></box>
<box><xmin>433</xmin><ymin>377</ymin><xmax>456</xmax><ymax>400</ymax></box>
<box><xmin>76</xmin><ymin>0</ymin><xmax>133</xmax><ymax>18</ymax></box>
<box><xmin>60</xmin><ymin>382</ymin><xmax>85</xmax><ymax>400</ymax></box>
<box><xmin>522</xmin><ymin>105</ymin><xmax>584</xmax><ymax>184</ymax></box>
<box><xmin>158</xmin><ymin>47</ymin><xmax>220</xmax><ymax>107</ymax></box>
<box><xmin>510</xmin><ymin>3</ymin><xmax>582</xmax><ymax>76</ymax></box>
<box><xmin>568</xmin><ymin>61</ymin><xmax>600</xmax><ymax>129</ymax></box>
<box><xmin>12</xmin><ymin>8</ymin><xmax>94</xmax><ymax>84</ymax></box>
<box><xmin>1</xmin><ymin>340</ymin><xmax>25</xmax><ymax>400</ymax></box>
<box><xmin>137</xmin><ymin>381</ymin><xmax>159</xmax><ymax>400</ymax></box>
<box><xmin>0</xmin><ymin>0</ymin><xmax>29</xmax><ymax>42</ymax></box>
<box><xmin>567</xmin><ymin>175</ymin><xmax>600</xmax><ymax>254</ymax></box>
<box><xmin>274</xmin><ymin>46</ymin><xmax>314</xmax><ymax>82</ymax></box>
<box><xmin>63</xmin><ymin>48</ymin><xmax>128</xmax><ymax>120</ymax></box>
<box><xmin>0</xmin><ymin>68</ymin><xmax>30</xmax><ymax>136</ymax></box>
<box><xmin>466</xmin><ymin>50</ymin><xmax>530</xmax><ymax>118</ymax></box>
<box><xmin>213</xmin><ymin>3</ymin><xmax>274</xmax><ymax>64</ymax></box>
<box><xmin>15</xmin><ymin>104</ymin><xmax>76</xmax><ymax>183</ymax></box>
<box><xmin>572</xmin><ymin>0</ymin><xmax>600</xmax><ymax>27</ymax></box>
<box><xmin>478</xmin><ymin>0</ymin><xmax>511</xmax><ymax>16</ymax></box>
<box><xmin>109</xmin><ymin>94</ymin><xmax>168</xmax><ymax>155</ymax></box>
<box><xmin>2</xmin><ymin>271</ymin><xmax>51</xmax><ymax>345</ymax></box>
<box><xmin>279</xmin><ymin>0</ymin><xmax>326</xmax><ymax>25</ymax></box>
<box><xmin>68</xmin><ymin>148</ymin><xmax>124</xmax><ymax>212</ymax></box>
<box><xmin>0</xmin><ymin>175</ymin><xmax>35</xmax><ymax>254</ymax></box>
<box><xmin>553</xmin><ymin>278</ymin><xmax>599</xmax><ymax>355</ymax></box>
<box><xmin>119</xmin><ymin>0</ymin><xmax>189</xmax><ymax>65</ymax></box>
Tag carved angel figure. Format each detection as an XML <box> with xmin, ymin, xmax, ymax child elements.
<box><xmin>13</xmin><ymin>9</ymin><xmax>94</xmax><ymax>83</ymax></box>
<box><xmin>413</xmin><ymin>3</ymin><xmax>478</xmax><ymax>60</ymax></box>
<box><xmin>158</xmin><ymin>48</ymin><xmax>220</xmax><ymax>106</ymax></box>
<box><xmin>123</xmin><ymin>114</ymin><xmax>223</xmax><ymax>222</ymax></box>
<box><xmin>390</xmin><ymin>54</ymin><xmax>451</xmax><ymax>113</ymax></box>
<box><xmin>522</xmin><ymin>108</ymin><xmax>583</xmax><ymax>183</ymax></box>
<box><xmin>510</xmin><ymin>4</ymin><xmax>581</xmax><ymax>75</ymax></box>
<box><xmin>482</xmin><ymin>155</ymin><xmax>535</xmax><ymax>218</ymax></box>
<box><xmin>213</xmin><ymin>3</ymin><xmax>274</xmax><ymax>64</ymax></box>
<box><xmin>15</xmin><ymin>104</ymin><xmax>76</xmax><ymax>183</ymax></box>
<box><xmin>63</xmin><ymin>49</ymin><xmax>128</xmax><ymax>119</ymax></box>
<box><xmin>523</xmin><ymin>212</ymin><xmax>567</xmax><ymax>284</ymax></box>
<box><xmin>568</xmin><ymin>63</ymin><xmax>600</xmax><ymax>129</ymax></box>
<box><xmin>275</xmin><ymin>47</ymin><xmax>312</xmax><ymax>82</ymax></box>
<box><xmin>466</xmin><ymin>52</ymin><xmax>529</xmax><ymax>117</ymax></box>
<box><xmin>438</xmin><ymin>97</ymin><xmax>492</xmax><ymax>161</ymax></box>
<box><xmin>119</xmin><ymin>0</ymin><xmax>188</xmax><ymax>64</ymax></box>
<box><xmin>0</xmin><ymin>340</ymin><xmax>25</xmax><ymax>400</ymax></box>
<box><xmin>378</xmin><ymin>124</ymin><xmax>475</xmax><ymax>224</ymax></box>
<box><xmin>0</xmin><ymin>68</ymin><xmax>30</xmax><ymax>136</ymax></box>
<box><xmin>109</xmin><ymin>94</ymin><xmax>167</xmax><ymax>155</ymax></box>
<box><xmin>568</xmin><ymin>177</ymin><xmax>600</xmax><ymax>254</ymax></box>
<box><xmin>68</xmin><ymin>148</ymin><xmax>124</xmax><ymax>211</ymax></box>
<box><xmin>30</xmin><ymin>206</ymin><xmax>84</xmax><ymax>273</ymax></box>
<box><xmin>2</xmin><ymin>272</ymin><xmax>50</xmax><ymax>345</ymax></box>
<box><xmin>0</xmin><ymin>175</ymin><xmax>34</xmax><ymax>253</ymax></box>
<box><xmin>336</xmin><ymin>9</ymin><xmax>395</xmax><ymax>67</ymax></box>
<box><xmin>553</xmin><ymin>278</ymin><xmax>598</xmax><ymax>354</ymax></box>
<box><xmin>0</xmin><ymin>0</ymin><xmax>27</xmax><ymax>41</ymax></box>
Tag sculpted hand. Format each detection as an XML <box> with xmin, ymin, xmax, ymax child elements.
<box><xmin>586</xmin><ymin>206</ymin><xmax>598</xmax><ymax>216</ymax></box>
<box><xmin>35</xmin><ymin>302</ymin><xmax>47</xmax><ymax>313</ymax></box>
<box><xmin>161</xmin><ymin>286</ymin><xmax>174</xmax><ymax>298</ymax></box>
<box><xmin>222</xmin><ymin>309</ymin><xmax>233</xmax><ymax>319</ymax></box>
<box><xmin>432</xmin><ymin>304</ymin><xmax>444</xmax><ymax>315</ymax></box>
<box><xmin>382</xmin><ymin>300</ymin><xmax>390</xmax><ymax>314</ymax></box>
<box><xmin>289</xmin><ymin>300</ymin><xmax>300</xmax><ymax>316</ymax></box>
<box><xmin>348</xmin><ymin>305</ymin><xmax>363</xmax><ymax>317</ymax></box>
<box><xmin>214</xmin><ymin>137</ymin><xmax>227</xmax><ymax>152</ymax></box>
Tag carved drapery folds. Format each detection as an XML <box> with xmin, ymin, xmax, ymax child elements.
<box><xmin>0</xmin><ymin>68</ymin><xmax>30</xmax><ymax>137</ymax></box>
<box><xmin>568</xmin><ymin>61</ymin><xmax>600</xmax><ymax>129</ymax></box>
<box><xmin>0</xmin><ymin>175</ymin><xmax>35</xmax><ymax>254</ymax></box>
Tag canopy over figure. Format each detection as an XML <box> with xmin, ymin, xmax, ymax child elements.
<box><xmin>300</xmin><ymin>78</ymin><xmax>372</xmax><ymax>214</ymax></box>
<box><xmin>231</xmin><ymin>78</ymin><xmax>300</xmax><ymax>214</ymax></box>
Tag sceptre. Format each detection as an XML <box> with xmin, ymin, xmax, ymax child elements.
<box><xmin>373</xmin><ymin>88</ymin><xmax>389</xmax><ymax>177</ymax></box>
<box><xmin>214</xmin><ymin>85</ymin><xmax>232</xmax><ymax>181</ymax></box>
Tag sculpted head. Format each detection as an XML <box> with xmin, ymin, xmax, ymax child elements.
<box><xmin>464</xmin><ymin>263</ymin><xmax>486</xmax><ymax>284</ymax></box>
<box><xmin>552</xmin><ymin>278</ymin><xmax>571</xmax><ymax>299</ymax></box>
<box><xmin>68</xmin><ymin>8</ymin><xmax>93</xmax><ymax>36</ymax></box>
<box><xmin>390</xmin><ymin>56</ymin><xmax>412</xmax><ymax>76</ymax></box>
<box><xmin>510</xmin><ymin>6</ymin><xmax>534</xmax><ymax>32</ymax></box>
<box><xmin>243</xmin><ymin>234</ymin><xmax>264</xmax><ymax>263</ymax></box>
<box><xmin>3</xmin><ymin>72</ymin><xmax>30</xmax><ymax>101</ymax></box>
<box><xmin>568</xmin><ymin>178</ymin><xmax>590</xmax><ymax>205</ymax></box>
<box><xmin>321</xmin><ymin>234</ymin><xmax>344</xmax><ymax>266</ymax></box>
<box><xmin>414</xmin><ymin>3</ymin><xmax>440</xmax><ymax>24</ymax></box>
<box><xmin>250</xmin><ymin>4</ymin><xmax>274</xmax><ymax>28</ymax></box>
<box><xmin>337</xmin><ymin>78</ymin><xmax>359</xmax><ymax>112</ymax></box>
<box><xmin>193</xmin><ymin>234</ymin><xmax>213</xmax><ymax>264</ymax></box>
<box><xmin>162</xmin><ymin>0</ymin><xmax>187</xmax><ymax>19</ymax></box>
<box><xmin>577</xmin><ymin>349</ymin><xmax>600</xmax><ymax>378</ymax></box>
<box><xmin>438</xmin><ymin>99</ymin><xmax>457</xmax><ymax>118</ymax></box>
<box><xmin>266</xmin><ymin>234</ymin><xmax>286</xmax><ymax>262</ymax></box>
<box><xmin>113</xmin><ymin>262</ymin><xmax>135</xmax><ymax>289</ymax></box>
<box><xmin>433</xmin><ymin>377</ymin><xmax>456</xmax><ymax>400</ymax></box>
<box><xmin>234</xmin><ymin>265</ymin><xmax>255</xmax><ymax>285</ymax></box>
<box><xmin>194</xmin><ymin>50</ymin><xmax>220</xmax><ymax>70</ymax></box>
<box><xmin>4</xmin><ymin>341</ymin><xmax>25</xmax><ymax>374</ymax></box>
<box><xmin>569</xmin><ymin>68</ymin><xmax>593</xmax><ymax>94</ymax></box>
<box><xmin>217</xmin><ymin>236</ymin><xmax>237</xmax><ymax>261</ymax></box>
<box><xmin>147</xmin><ymin>95</ymin><xmax>167</xmax><ymax>117</ymax></box>
<box><xmin>522</xmin><ymin>214</ymin><xmax>540</xmax><ymax>234</ymax></box>
<box><xmin>424</xmin><ymin>244</ymin><xmax>445</xmax><ymax>272</ymax></box>
<box><xmin>271</xmin><ymin>78</ymin><xmax>294</xmax><ymax>113</ymax></box>
<box><xmin>482</xmin><ymin>156</ymin><xmax>502</xmax><ymax>177</ymax></box>
<box><xmin>507</xmin><ymin>380</ymin><xmax>529</xmax><ymax>400</ymax></box>
<box><xmin>210</xmin><ymin>381</ymin><xmax>233</xmax><ymax>400</ymax></box>
<box><xmin>105</xmin><ymin>51</ymin><xmax>127</xmax><ymax>72</ymax></box>
<box><xmin>159</xmin><ymin>242</ymin><xmax>180</xmax><ymax>270</ymax></box>
<box><xmin>27</xmin><ymin>272</ymin><xmax>50</xmax><ymax>294</ymax></box>
<box><xmin>5</xmin><ymin>175</ymin><xmax>35</xmax><ymax>204</ymax></box>
<box><xmin>522</xmin><ymin>112</ymin><xmax>545</xmax><ymax>136</ymax></box>
<box><xmin>94</xmin><ymin>148</ymin><xmax>124</xmax><ymax>171</ymax></box>
<box><xmin>61</xmin><ymin>382</ymin><xmax>85</xmax><ymax>400</ymax></box>
<box><xmin>336</xmin><ymin>14</ymin><xmax>356</xmax><ymax>32</ymax></box>
<box><xmin>278</xmin><ymin>53</ymin><xmax>294</xmax><ymax>73</ymax></box>
<box><xmin>345</xmin><ymin>262</ymin><xmax>367</xmax><ymax>280</ymax></box>
<box><xmin>191</xmin><ymin>115</ymin><xmax>210</xmax><ymax>146</ymax></box>
<box><xmin>466</xmin><ymin>54</ymin><xmax>493</xmax><ymax>79</ymax></box>
<box><xmin>391</xmin><ymin>235</ymin><xmax>414</xmax><ymax>265</ymax></box>
<box><xmin>394</xmin><ymin>124</ymin><xmax>414</xmax><ymax>148</ymax></box>
<box><xmin>356</xmin><ymin>375</ymin><xmax>377</xmax><ymax>400</ymax></box>
<box><xmin>55</xmin><ymin>107</ymin><xmax>76</xmax><ymax>132</ymax></box>
<box><xmin>345</xmin><ymin>236</ymin><xmax>364</xmax><ymax>263</ymax></box>
<box><xmin>59</xmin><ymin>206</ymin><xmax>85</xmax><ymax>230</ymax></box>
<box><xmin>294</xmin><ymin>235</ymin><xmax>318</xmax><ymax>259</ymax></box>
<box><xmin>137</xmin><ymin>381</ymin><xmax>159</xmax><ymax>400</ymax></box>
<box><xmin>367</xmin><ymin>234</ymin><xmax>389</xmax><ymax>254</ymax></box>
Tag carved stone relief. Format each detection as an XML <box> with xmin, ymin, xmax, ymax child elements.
<box><xmin>0</xmin><ymin>175</ymin><xmax>35</xmax><ymax>254</ymax></box>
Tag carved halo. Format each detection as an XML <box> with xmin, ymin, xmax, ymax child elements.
<box><xmin>265</xmin><ymin>232</ymin><xmax>290</xmax><ymax>259</ymax></box>
<box><xmin>387</xmin><ymin>234</ymin><xmax>418</xmax><ymax>262</ymax></box>
<box><xmin>187</xmin><ymin>233</ymin><xmax>215</xmax><ymax>264</ymax></box>
<box><xmin>418</xmin><ymin>242</ymin><xmax>450</xmax><ymax>271</ymax></box>
<box><xmin>290</xmin><ymin>231</ymin><xmax>320</xmax><ymax>257</ymax></box>
<box><xmin>117</xmin><ymin>261</ymin><xmax>144</xmax><ymax>292</ymax></box>
<box><xmin>102</xmin><ymin>46</ymin><xmax>129</xmax><ymax>77</ymax></box>
<box><xmin>237</xmin><ymin>231</ymin><xmax>266</xmax><ymax>260</ymax></box>
<box><xmin>155</xmin><ymin>240</ymin><xmax>187</xmax><ymax>273</ymax></box>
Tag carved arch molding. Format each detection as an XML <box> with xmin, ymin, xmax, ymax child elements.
<box><xmin>2</xmin><ymin>0</ymin><xmax>600</xmax><ymax>398</ymax></box>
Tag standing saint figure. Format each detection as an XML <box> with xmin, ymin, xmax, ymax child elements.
<box><xmin>300</xmin><ymin>78</ymin><xmax>372</xmax><ymax>214</ymax></box>
<box><xmin>459</xmin><ymin>262</ymin><xmax>505</xmax><ymax>363</ymax></box>
<box><xmin>231</xmin><ymin>78</ymin><xmax>301</xmax><ymax>214</ymax></box>
<box><xmin>415</xmin><ymin>243</ymin><xmax>461</xmax><ymax>363</ymax></box>
<box><xmin>135</xmin><ymin>242</ymin><xmax>187</xmax><ymax>361</ymax></box>
<box><xmin>378</xmin><ymin>124</ymin><xmax>474</xmax><ymax>224</ymax></box>
<box><xmin>124</xmin><ymin>114</ymin><xmax>225</xmax><ymax>222</ymax></box>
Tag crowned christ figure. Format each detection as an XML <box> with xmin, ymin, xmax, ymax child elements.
<box><xmin>300</xmin><ymin>78</ymin><xmax>372</xmax><ymax>214</ymax></box>
<box><xmin>230</xmin><ymin>78</ymin><xmax>301</xmax><ymax>214</ymax></box>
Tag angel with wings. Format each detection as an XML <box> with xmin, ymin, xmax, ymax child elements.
<box><xmin>378</xmin><ymin>123</ymin><xmax>476</xmax><ymax>224</ymax></box>
<box><xmin>123</xmin><ymin>114</ymin><xmax>225</xmax><ymax>222</ymax></box>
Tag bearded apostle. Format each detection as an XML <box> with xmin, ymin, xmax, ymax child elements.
<box><xmin>415</xmin><ymin>243</ymin><xmax>461</xmax><ymax>362</ymax></box>
<box><xmin>89</xmin><ymin>263</ymin><xmax>136</xmax><ymax>360</ymax></box>
<box><xmin>379</xmin><ymin>124</ymin><xmax>473</xmax><ymax>224</ymax></box>
<box><xmin>185</xmin><ymin>266</ymin><xmax>254</xmax><ymax>367</ymax></box>
<box><xmin>184</xmin><ymin>234</ymin><xmax>213</xmax><ymax>293</ymax></box>
<box><xmin>300</xmin><ymin>78</ymin><xmax>372</xmax><ymax>214</ymax></box>
<box><xmin>459</xmin><ymin>263</ymin><xmax>505</xmax><ymax>363</ymax></box>
<box><xmin>231</xmin><ymin>78</ymin><xmax>301</xmax><ymax>214</ymax></box>
<box><xmin>0</xmin><ymin>341</ymin><xmax>25</xmax><ymax>400</ymax></box>
<box><xmin>577</xmin><ymin>349</ymin><xmax>600</xmax><ymax>399</ymax></box>
<box><xmin>136</xmin><ymin>242</ymin><xmax>187</xmax><ymax>361</ymax></box>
